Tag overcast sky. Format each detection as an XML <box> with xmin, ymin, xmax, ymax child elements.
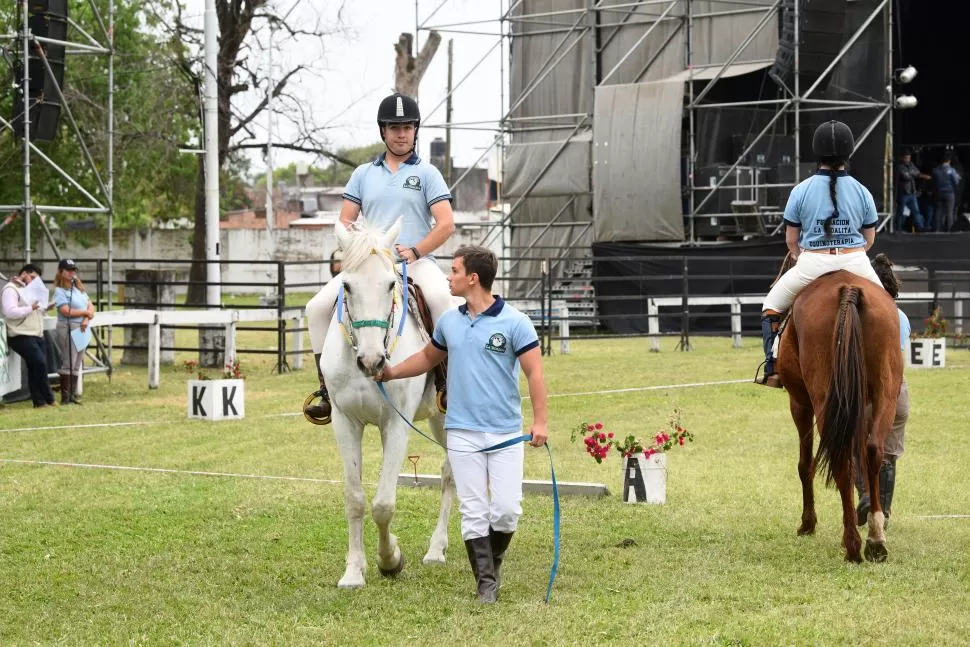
<box><xmin>182</xmin><ymin>0</ymin><xmax>507</xmax><ymax>177</ymax></box>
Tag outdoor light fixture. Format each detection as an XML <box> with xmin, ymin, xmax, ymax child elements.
<box><xmin>895</xmin><ymin>65</ymin><xmax>918</xmax><ymax>84</ymax></box>
<box><xmin>894</xmin><ymin>95</ymin><xmax>918</xmax><ymax>110</ymax></box>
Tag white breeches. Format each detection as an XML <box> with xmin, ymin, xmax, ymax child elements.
<box><xmin>763</xmin><ymin>251</ymin><xmax>883</xmax><ymax>313</ymax></box>
<box><xmin>306</xmin><ymin>257</ymin><xmax>458</xmax><ymax>354</ymax></box>
<box><xmin>447</xmin><ymin>429</ymin><xmax>525</xmax><ymax>541</ymax></box>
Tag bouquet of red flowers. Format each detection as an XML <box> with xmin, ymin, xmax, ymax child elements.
<box><xmin>571</xmin><ymin>409</ymin><xmax>694</xmax><ymax>464</ymax></box>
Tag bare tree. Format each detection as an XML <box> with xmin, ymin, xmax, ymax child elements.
<box><xmin>150</xmin><ymin>0</ymin><xmax>354</xmax><ymax>306</ymax></box>
<box><xmin>393</xmin><ymin>31</ymin><xmax>441</xmax><ymax>97</ymax></box>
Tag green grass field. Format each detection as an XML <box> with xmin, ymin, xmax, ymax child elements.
<box><xmin>2</xmin><ymin>334</ymin><xmax>969</xmax><ymax>646</ymax></box>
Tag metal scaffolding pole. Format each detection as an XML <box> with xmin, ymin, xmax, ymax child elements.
<box><xmin>689</xmin><ymin>0</ymin><xmax>891</xmax><ymax>232</ymax></box>
<box><xmin>9</xmin><ymin>0</ymin><xmax>115</xmax><ymax>271</ymax></box>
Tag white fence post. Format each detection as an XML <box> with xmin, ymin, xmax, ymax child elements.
<box><xmin>955</xmin><ymin>300</ymin><xmax>964</xmax><ymax>335</ymax></box>
<box><xmin>731</xmin><ymin>299</ymin><xmax>743</xmax><ymax>349</ymax></box>
<box><xmin>559</xmin><ymin>307</ymin><xmax>570</xmax><ymax>355</ymax></box>
<box><xmin>224</xmin><ymin>316</ymin><xmax>237</xmax><ymax>369</ymax></box>
<box><xmin>291</xmin><ymin>315</ymin><xmax>305</xmax><ymax>369</ymax></box>
<box><xmin>148</xmin><ymin>314</ymin><xmax>161</xmax><ymax>389</ymax></box>
<box><xmin>648</xmin><ymin>299</ymin><xmax>660</xmax><ymax>352</ymax></box>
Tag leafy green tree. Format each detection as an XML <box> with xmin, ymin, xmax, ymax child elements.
<box><xmin>150</xmin><ymin>0</ymin><xmax>358</xmax><ymax>305</ymax></box>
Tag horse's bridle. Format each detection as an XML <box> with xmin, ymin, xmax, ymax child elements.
<box><xmin>336</xmin><ymin>252</ymin><xmax>407</xmax><ymax>359</ymax></box>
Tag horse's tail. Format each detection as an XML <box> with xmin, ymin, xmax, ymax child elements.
<box><xmin>816</xmin><ymin>285</ymin><xmax>868</xmax><ymax>486</ymax></box>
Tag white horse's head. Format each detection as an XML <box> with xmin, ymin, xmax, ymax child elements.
<box><xmin>334</xmin><ymin>216</ymin><xmax>403</xmax><ymax>377</ymax></box>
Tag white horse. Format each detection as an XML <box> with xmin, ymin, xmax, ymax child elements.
<box><xmin>321</xmin><ymin>217</ymin><xmax>455</xmax><ymax>589</ymax></box>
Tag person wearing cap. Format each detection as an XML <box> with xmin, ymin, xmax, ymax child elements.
<box><xmin>53</xmin><ymin>259</ymin><xmax>95</xmax><ymax>404</ymax></box>
<box><xmin>758</xmin><ymin>120</ymin><xmax>886</xmax><ymax>388</ymax></box>
<box><xmin>895</xmin><ymin>149</ymin><xmax>929</xmax><ymax>232</ymax></box>
<box><xmin>932</xmin><ymin>153</ymin><xmax>962</xmax><ymax>232</ymax></box>
<box><xmin>303</xmin><ymin>93</ymin><xmax>457</xmax><ymax>424</ymax></box>
<box><xmin>1</xmin><ymin>263</ymin><xmax>56</xmax><ymax>407</ymax></box>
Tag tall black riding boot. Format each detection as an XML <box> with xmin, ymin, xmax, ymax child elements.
<box><xmin>489</xmin><ymin>528</ymin><xmax>514</xmax><ymax>588</ymax></box>
<box><xmin>464</xmin><ymin>536</ymin><xmax>498</xmax><ymax>604</ymax></box>
<box><xmin>879</xmin><ymin>456</ymin><xmax>897</xmax><ymax>529</ymax></box>
<box><xmin>303</xmin><ymin>353</ymin><xmax>331</xmax><ymax>424</ymax></box>
<box><xmin>759</xmin><ymin>314</ymin><xmax>783</xmax><ymax>388</ymax></box>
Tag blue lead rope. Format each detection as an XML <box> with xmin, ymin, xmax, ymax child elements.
<box><xmin>376</xmin><ymin>381</ymin><xmax>560</xmax><ymax>603</ymax></box>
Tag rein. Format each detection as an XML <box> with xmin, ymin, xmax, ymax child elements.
<box><xmin>376</xmin><ymin>381</ymin><xmax>561</xmax><ymax>604</ymax></box>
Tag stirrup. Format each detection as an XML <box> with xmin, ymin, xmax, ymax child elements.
<box><xmin>435</xmin><ymin>389</ymin><xmax>447</xmax><ymax>414</ymax></box>
<box><xmin>754</xmin><ymin>361</ymin><xmax>783</xmax><ymax>389</ymax></box>
<box><xmin>303</xmin><ymin>389</ymin><xmax>332</xmax><ymax>425</ymax></box>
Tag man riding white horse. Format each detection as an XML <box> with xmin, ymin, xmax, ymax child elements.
<box><xmin>304</xmin><ymin>93</ymin><xmax>457</xmax><ymax>423</ymax></box>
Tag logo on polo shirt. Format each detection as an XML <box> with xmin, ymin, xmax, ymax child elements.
<box><xmin>403</xmin><ymin>175</ymin><xmax>422</xmax><ymax>191</ymax></box>
<box><xmin>485</xmin><ymin>332</ymin><xmax>508</xmax><ymax>353</ymax></box>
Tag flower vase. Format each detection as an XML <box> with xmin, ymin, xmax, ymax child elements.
<box><xmin>907</xmin><ymin>338</ymin><xmax>945</xmax><ymax>368</ymax></box>
<box><xmin>621</xmin><ymin>453</ymin><xmax>667</xmax><ymax>504</ymax></box>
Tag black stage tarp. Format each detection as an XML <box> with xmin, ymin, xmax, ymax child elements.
<box><xmin>591</xmin><ymin>233</ymin><xmax>970</xmax><ymax>334</ymax></box>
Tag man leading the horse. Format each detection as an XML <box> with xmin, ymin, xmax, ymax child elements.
<box><xmin>759</xmin><ymin>120</ymin><xmax>886</xmax><ymax>387</ymax></box>
<box><xmin>305</xmin><ymin>93</ymin><xmax>457</xmax><ymax>423</ymax></box>
<box><xmin>378</xmin><ymin>245</ymin><xmax>549</xmax><ymax>603</ymax></box>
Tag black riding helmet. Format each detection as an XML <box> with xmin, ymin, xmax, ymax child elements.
<box><xmin>812</xmin><ymin>120</ymin><xmax>855</xmax><ymax>159</ymax></box>
<box><xmin>377</xmin><ymin>93</ymin><xmax>421</xmax><ymax>146</ymax></box>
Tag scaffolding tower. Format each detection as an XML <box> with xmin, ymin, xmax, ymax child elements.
<box><xmin>421</xmin><ymin>1</ymin><xmax>894</xmax><ymax>291</ymax></box>
<box><xmin>1</xmin><ymin>0</ymin><xmax>116</xmax><ymax>375</ymax></box>
<box><xmin>1</xmin><ymin>0</ymin><xmax>116</xmax><ymax>270</ymax></box>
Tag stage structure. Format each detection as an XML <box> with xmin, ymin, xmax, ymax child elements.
<box><xmin>0</xmin><ymin>0</ymin><xmax>116</xmax><ymax>373</ymax></box>
<box><xmin>0</xmin><ymin>0</ymin><xmax>115</xmax><ymax>273</ymax></box>
<box><xmin>418</xmin><ymin>0</ymin><xmax>897</xmax><ymax>299</ymax></box>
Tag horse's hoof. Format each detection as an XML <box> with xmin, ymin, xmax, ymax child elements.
<box><xmin>864</xmin><ymin>539</ymin><xmax>888</xmax><ymax>563</ymax></box>
<box><xmin>337</xmin><ymin>576</ymin><xmax>365</xmax><ymax>589</ymax></box>
<box><xmin>422</xmin><ymin>553</ymin><xmax>447</xmax><ymax>565</ymax></box>
<box><xmin>378</xmin><ymin>552</ymin><xmax>405</xmax><ymax>577</ymax></box>
<box><xmin>796</xmin><ymin>525</ymin><xmax>816</xmax><ymax>536</ymax></box>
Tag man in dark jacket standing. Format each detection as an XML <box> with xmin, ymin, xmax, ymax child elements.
<box><xmin>895</xmin><ymin>150</ymin><xmax>928</xmax><ymax>232</ymax></box>
<box><xmin>932</xmin><ymin>153</ymin><xmax>962</xmax><ymax>232</ymax></box>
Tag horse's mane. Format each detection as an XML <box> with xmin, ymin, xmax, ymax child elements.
<box><xmin>339</xmin><ymin>217</ymin><xmax>395</xmax><ymax>273</ymax></box>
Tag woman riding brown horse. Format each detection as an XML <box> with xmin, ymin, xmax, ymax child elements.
<box><xmin>776</xmin><ymin>270</ymin><xmax>903</xmax><ymax>563</ymax></box>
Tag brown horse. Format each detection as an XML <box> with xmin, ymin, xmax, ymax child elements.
<box><xmin>777</xmin><ymin>270</ymin><xmax>903</xmax><ymax>562</ymax></box>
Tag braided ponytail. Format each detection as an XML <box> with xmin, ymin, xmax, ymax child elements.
<box><xmin>820</xmin><ymin>157</ymin><xmax>846</xmax><ymax>237</ymax></box>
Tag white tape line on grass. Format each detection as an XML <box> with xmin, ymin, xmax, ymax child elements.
<box><xmin>536</xmin><ymin>378</ymin><xmax>751</xmax><ymax>399</ymax></box>
<box><xmin>916</xmin><ymin>515</ymin><xmax>970</xmax><ymax>519</ymax></box>
<box><xmin>1</xmin><ymin>378</ymin><xmax>754</xmax><ymax>431</ymax></box>
<box><xmin>0</xmin><ymin>421</ymin><xmax>155</xmax><ymax>434</ymax></box>
<box><xmin>0</xmin><ymin>458</ymin><xmax>343</xmax><ymax>485</ymax></box>
<box><xmin>263</xmin><ymin>377</ymin><xmax>754</xmax><ymax>418</ymax></box>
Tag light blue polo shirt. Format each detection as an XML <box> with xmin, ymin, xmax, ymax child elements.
<box><xmin>342</xmin><ymin>151</ymin><xmax>452</xmax><ymax>251</ymax></box>
<box><xmin>54</xmin><ymin>286</ymin><xmax>90</xmax><ymax>325</ymax></box>
<box><xmin>897</xmin><ymin>307</ymin><xmax>910</xmax><ymax>352</ymax></box>
<box><xmin>431</xmin><ymin>297</ymin><xmax>540</xmax><ymax>434</ymax></box>
<box><xmin>784</xmin><ymin>170</ymin><xmax>878</xmax><ymax>251</ymax></box>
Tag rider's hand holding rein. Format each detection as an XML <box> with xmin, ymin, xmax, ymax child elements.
<box><xmin>394</xmin><ymin>244</ymin><xmax>421</xmax><ymax>264</ymax></box>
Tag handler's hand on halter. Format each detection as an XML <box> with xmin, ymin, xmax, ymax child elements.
<box><xmin>374</xmin><ymin>365</ymin><xmax>393</xmax><ymax>382</ymax></box>
<box><xmin>529</xmin><ymin>423</ymin><xmax>548</xmax><ymax>448</ymax></box>
<box><xmin>394</xmin><ymin>244</ymin><xmax>420</xmax><ymax>264</ymax></box>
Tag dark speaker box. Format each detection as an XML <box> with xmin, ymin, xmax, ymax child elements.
<box><xmin>24</xmin><ymin>56</ymin><xmax>65</xmax><ymax>92</ymax></box>
<box><xmin>12</xmin><ymin>93</ymin><xmax>62</xmax><ymax>141</ymax></box>
<box><xmin>29</xmin><ymin>0</ymin><xmax>68</xmax><ymax>16</ymax></box>
<box><xmin>770</xmin><ymin>0</ymin><xmax>848</xmax><ymax>93</ymax></box>
<box><xmin>28</xmin><ymin>12</ymin><xmax>68</xmax><ymax>41</ymax></box>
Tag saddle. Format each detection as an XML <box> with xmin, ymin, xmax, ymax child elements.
<box><xmin>406</xmin><ymin>277</ymin><xmax>448</xmax><ymax>413</ymax></box>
